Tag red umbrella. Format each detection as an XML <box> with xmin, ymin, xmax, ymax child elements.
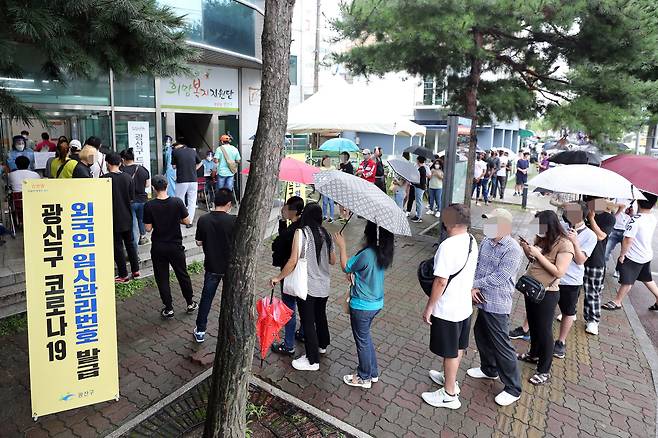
<box><xmin>601</xmin><ymin>155</ymin><xmax>658</xmax><ymax>195</ymax></box>
<box><xmin>242</xmin><ymin>157</ymin><xmax>320</xmax><ymax>184</ymax></box>
<box><xmin>256</xmin><ymin>289</ymin><xmax>293</xmax><ymax>362</ymax></box>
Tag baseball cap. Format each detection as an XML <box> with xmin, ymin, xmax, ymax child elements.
<box><xmin>362</xmin><ymin>149</ymin><xmax>371</xmax><ymax>154</ymax></box>
<box><xmin>482</xmin><ymin>208</ymin><xmax>513</xmax><ymax>223</ymax></box>
<box><xmin>70</xmin><ymin>139</ymin><xmax>82</xmax><ymax>151</ymax></box>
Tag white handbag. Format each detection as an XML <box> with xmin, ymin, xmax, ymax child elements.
<box><xmin>283</xmin><ymin>228</ymin><xmax>308</xmax><ymax>300</ymax></box>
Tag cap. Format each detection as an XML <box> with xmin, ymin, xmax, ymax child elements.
<box><xmin>70</xmin><ymin>139</ymin><xmax>82</xmax><ymax>151</ymax></box>
<box><xmin>482</xmin><ymin>208</ymin><xmax>513</xmax><ymax>223</ymax></box>
<box><xmin>362</xmin><ymin>148</ymin><xmax>371</xmax><ymax>154</ymax></box>
<box><xmin>220</xmin><ymin>134</ymin><xmax>231</xmax><ymax>143</ymax></box>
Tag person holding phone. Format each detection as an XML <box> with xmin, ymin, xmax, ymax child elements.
<box><xmin>468</xmin><ymin>209</ymin><xmax>524</xmax><ymax>406</ymax></box>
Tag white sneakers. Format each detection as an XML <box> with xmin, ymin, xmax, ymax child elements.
<box><xmin>466</xmin><ymin>367</ymin><xmax>500</xmax><ymax>380</ymax></box>
<box><xmin>343</xmin><ymin>374</ymin><xmax>372</xmax><ymax>389</ymax></box>
<box><xmin>556</xmin><ymin>313</ymin><xmax>576</xmax><ymax>322</ymax></box>
<box><xmin>494</xmin><ymin>391</ymin><xmax>520</xmax><ymax>406</ymax></box>
<box><xmin>291</xmin><ymin>355</ymin><xmax>319</xmax><ymax>371</ymax></box>
<box><xmin>428</xmin><ymin>370</ymin><xmax>461</xmax><ymax>394</ymax></box>
<box><xmin>585</xmin><ymin>322</ymin><xmax>599</xmax><ymax>335</ymax></box>
<box><xmin>425</xmin><ymin>210</ymin><xmax>434</xmax><ymax>216</ymax></box>
<box><xmin>435</xmin><ymin>211</ymin><xmax>441</xmax><ymax>218</ymax></box>
<box><xmin>421</xmin><ymin>387</ymin><xmax>461</xmax><ymax>409</ymax></box>
<box><xmin>318</xmin><ymin>347</ymin><xmax>327</xmax><ymax>354</ymax></box>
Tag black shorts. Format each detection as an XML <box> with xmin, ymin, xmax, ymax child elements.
<box><xmin>429</xmin><ymin>316</ymin><xmax>471</xmax><ymax>359</ymax></box>
<box><xmin>558</xmin><ymin>284</ymin><xmax>580</xmax><ymax>316</ymax></box>
<box><xmin>619</xmin><ymin>259</ymin><xmax>653</xmax><ymax>284</ymax></box>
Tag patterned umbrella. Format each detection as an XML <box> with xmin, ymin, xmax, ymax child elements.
<box><xmin>387</xmin><ymin>158</ymin><xmax>420</xmax><ymax>184</ymax></box>
<box><xmin>314</xmin><ymin>170</ymin><xmax>412</xmax><ymax>236</ymax></box>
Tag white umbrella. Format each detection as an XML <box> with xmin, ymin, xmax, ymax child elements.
<box><xmin>387</xmin><ymin>158</ymin><xmax>420</xmax><ymax>184</ymax></box>
<box><xmin>527</xmin><ymin>164</ymin><xmax>645</xmax><ymax>199</ymax></box>
<box><xmin>314</xmin><ymin>170</ymin><xmax>412</xmax><ymax>236</ymax></box>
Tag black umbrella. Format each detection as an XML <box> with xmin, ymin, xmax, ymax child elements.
<box><xmin>548</xmin><ymin>150</ymin><xmax>601</xmax><ymax>166</ymax></box>
<box><xmin>403</xmin><ymin>146</ymin><xmax>435</xmax><ymax>160</ymax></box>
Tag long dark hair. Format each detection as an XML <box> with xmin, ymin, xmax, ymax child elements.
<box><xmin>534</xmin><ymin>210</ymin><xmax>567</xmax><ymax>253</ymax></box>
<box><xmin>300</xmin><ymin>202</ymin><xmax>332</xmax><ymax>263</ymax></box>
<box><xmin>363</xmin><ymin>221</ymin><xmax>394</xmax><ymax>269</ymax></box>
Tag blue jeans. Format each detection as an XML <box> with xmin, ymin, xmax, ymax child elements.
<box><xmin>350</xmin><ymin>308</ymin><xmax>380</xmax><ymax>380</ymax></box>
<box><xmin>216</xmin><ymin>175</ymin><xmax>234</xmax><ymax>192</ymax></box>
<box><xmin>281</xmin><ymin>291</ymin><xmax>298</xmax><ymax>350</ymax></box>
<box><xmin>604</xmin><ymin>228</ymin><xmax>625</xmax><ymax>264</ymax></box>
<box><xmin>196</xmin><ymin>271</ymin><xmax>223</xmax><ymax>332</ymax></box>
<box><xmin>132</xmin><ymin>202</ymin><xmax>146</xmax><ymax>236</ymax></box>
<box><xmin>322</xmin><ymin>195</ymin><xmax>335</xmax><ymax>219</ymax></box>
<box><xmin>394</xmin><ymin>187</ymin><xmax>405</xmax><ymax>208</ymax></box>
<box><xmin>414</xmin><ymin>187</ymin><xmax>425</xmax><ymax>218</ymax></box>
<box><xmin>428</xmin><ymin>188</ymin><xmax>442</xmax><ymax>212</ymax></box>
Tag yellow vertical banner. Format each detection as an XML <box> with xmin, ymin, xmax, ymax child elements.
<box><xmin>23</xmin><ymin>179</ymin><xmax>119</xmax><ymax>419</ymax></box>
<box><xmin>286</xmin><ymin>153</ymin><xmax>307</xmax><ymax>200</ymax></box>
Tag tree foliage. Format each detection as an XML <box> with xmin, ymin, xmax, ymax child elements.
<box><xmin>0</xmin><ymin>0</ymin><xmax>197</xmax><ymax>125</ymax></box>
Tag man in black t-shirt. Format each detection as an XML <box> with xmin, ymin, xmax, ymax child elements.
<box><xmin>410</xmin><ymin>156</ymin><xmax>427</xmax><ymax>223</ymax></box>
<box><xmin>172</xmin><ymin>142</ymin><xmax>202</xmax><ymax>226</ymax></box>
<box><xmin>103</xmin><ymin>152</ymin><xmax>140</xmax><ymax>282</ymax></box>
<box><xmin>193</xmin><ymin>188</ymin><xmax>236</xmax><ymax>342</ymax></box>
<box><xmin>121</xmin><ymin>148</ymin><xmax>151</xmax><ymax>245</ymax></box>
<box><xmin>144</xmin><ymin>175</ymin><xmax>197</xmax><ymax>318</ymax></box>
<box><xmin>373</xmin><ymin>146</ymin><xmax>386</xmax><ymax>192</ymax></box>
<box><xmin>582</xmin><ymin>196</ymin><xmax>616</xmax><ymax>335</ymax></box>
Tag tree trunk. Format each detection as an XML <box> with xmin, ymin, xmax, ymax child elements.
<box><xmin>202</xmin><ymin>0</ymin><xmax>296</xmax><ymax>436</ymax></box>
<box><xmin>463</xmin><ymin>30</ymin><xmax>483</xmax><ymax>206</ymax></box>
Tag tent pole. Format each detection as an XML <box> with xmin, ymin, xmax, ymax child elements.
<box><xmin>392</xmin><ymin>134</ymin><xmax>396</xmax><ymax>156</ymax></box>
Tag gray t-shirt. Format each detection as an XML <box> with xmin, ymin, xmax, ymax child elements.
<box><xmin>301</xmin><ymin>226</ymin><xmax>333</xmax><ymax>298</ymax></box>
<box><xmin>561</xmin><ymin>225</ymin><xmax>597</xmax><ymax>286</ymax></box>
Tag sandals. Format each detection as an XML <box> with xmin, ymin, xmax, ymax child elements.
<box><xmin>649</xmin><ymin>303</ymin><xmax>658</xmax><ymax>311</ymax></box>
<box><xmin>517</xmin><ymin>352</ymin><xmax>539</xmax><ymax>364</ymax></box>
<box><xmin>529</xmin><ymin>373</ymin><xmax>551</xmax><ymax>385</ymax></box>
<box><xmin>602</xmin><ymin>301</ymin><xmax>622</xmax><ymax>311</ymax></box>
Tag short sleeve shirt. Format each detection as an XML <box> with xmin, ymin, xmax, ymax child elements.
<box><xmin>561</xmin><ymin>226</ymin><xmax>598</xmax><ymax>285</ymax></box>
<box><xmin>102</xmin><ymin>172</ymin><xmax>134</xmax><ymax>232</ymax></box>
<box><xmin>172</xmin><ymin>147</ymin><xmax>201</xmax><ymax>183</ymax></box>
<box><xmin>585</xmin><ymin>212</ymin><xmax>616</xmax><ymax>268</ymax></box>
<box><xmin>214</xmin><ymin>144</ymin><xmax>241</xmax><ymax>177</ymax></box>
<box><xmin>195</xmin><ymin>211</ymin><xmax>236</xmax><ymax>274</ymax></box>
<box><xmin>345</xmin><ymin>248</ymin><xmax>385</xmax><ymax>311</ymax></box>
<box><xmin>526</xmin><ymin>238</ymin><xmax>574</xmax><ymax>290</ymax></box>
<box><xmin>432</xmin><ymin>233</ymin><xmax>478</xmax><ymax>322</ymax></box>
<box><xmin>624</xmin><ymin>213</ymin><xmax>657</xmax><ymax>264</ymax></box>
<box><xmin>122</xmin><ymin>164</ymin><xmax>150</xmax><ymax>203</ymax></box>
<box><xmin>143</xmin><ymin>197</ymin><xmax>189</xmax><ymax>245</ymax></box>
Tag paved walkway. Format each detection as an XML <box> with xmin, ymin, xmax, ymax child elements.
<box><xmin>0</xmin><ymin>212</ymin><xmax>656</xmax><ymax>437</ymax></box>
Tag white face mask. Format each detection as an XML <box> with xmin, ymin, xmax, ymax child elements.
<box><xmin>15</xmin><ymin>143</ymin><xmax>25</xmax><ymax>152</ymax></box>
<box><xmin>165</xmin><ymin>140</ymin><xmax>172</xmax><ymax>148</ymax></box>
<box><xmin>483</xmin><ymin>223</ymin><xmax>499</xmax><ymax>239</ymax></box>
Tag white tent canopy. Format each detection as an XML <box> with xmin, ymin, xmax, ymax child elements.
<box><xmin>287</xmin><ymin>83</ymin><xmax>426</xmax><ymax>137</ymax></box>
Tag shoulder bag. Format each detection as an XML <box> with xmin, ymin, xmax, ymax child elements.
<box><xmin>417</xmin><ymin>234</ymin><xmax>474</xmax><ymax>297</ymax></box>
<box><xmin>220</xmin><ymin>145</ymin><xmax>238</xmax><ymax>174</ymax></box>
<box><xmin>515</xmin><ymin>263</ymin><xmax>546</xmax><ymax>303</ymax></box>
<box><xmin>282</xmin><ymin>228</ymin><xmax>309</xmax><ymax>300</ymax></box>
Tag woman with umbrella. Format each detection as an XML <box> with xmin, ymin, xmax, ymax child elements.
<box><xmin>334</xmin><ymin>221</ymin><xmax>394</xmax><ymax>388</ymax></box>
<box><xmin>270</xmin><ymin>203</ymin><xmax>336</xmax><ymax>371</ymax></box>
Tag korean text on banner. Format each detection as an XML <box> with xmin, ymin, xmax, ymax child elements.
<box><xmin>23</xmin><ymin>179</ymin><xmax>119</xmax><ymax>419</ymax></box>
<box><xmin>127</xmin><ymin>121</ymin><xmax>151</xmax><ymax>176</ymax></box>
<box><xmin>286</xmin><ymin>153</ymin><xmax>306</xmax><ymax>201</ymax></box>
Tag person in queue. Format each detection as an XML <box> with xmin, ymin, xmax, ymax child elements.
<box><xmin>50</xmin><ymin>140</ymin><xmax>89</xmax><ymax>178</ymax></box>
<box><xmin>334</xmin><ymin>221</ymin><xmax>394</xmax><ymax>389</ymax></box>
<box><xmin>517</xmin><ymin>210</ymin><xmax>574</xmax><ymax>386</ymax></box>
<box><xmin>121</xmin><ymin>148</ymin><xmax>151</xmax><ymax>245</ymax></box>
<box><xmin>270</xmin><ymin>196</ymin><xmax>305</xmax><ymax>355</ymax></box>
<box><xmin>373</xmin><ymin>146</ymin><xmax>386</xmax><ymax>192</ymax></box>
<box><xmin>338</xmin><ymin>152</ymin><xmax>354</xmax><ymax>221</ymax></box>
<box><xmin>8</xmin><ymin>135</ymin><xmax>35</xmax><ymax>171</ymax></box>
<box><xmin>75</xmin><ymin>145</ymin><xmax>97</xmax><ymax>178</ymax></box>
<box><xmin>320</xmin><ymin>156</ymin><xmax>336</xmax><ymax>223</ymax></box>
<box><xmin>270</xmin><ymin>202</ymin><xmax>336</xmax><ymax>371</ymax></box>
<box><xmin>356</xmin><ymin>149</ymin><xmax>376</xmax><ymax>183</ymax></box>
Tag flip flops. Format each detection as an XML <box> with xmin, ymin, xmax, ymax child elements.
<box><xmin>602</xmin><ymin>301</ymin><xmax>622</xmax><ymax>311</ymax></box>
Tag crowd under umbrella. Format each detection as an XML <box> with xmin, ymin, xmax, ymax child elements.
<box><xmin>602</xmin><ymin>154</ymin><xmax>658</xmax><ymax>196</ymax></box>
<box><xmin>527</xmin><ymin>164</ymin><xmax>646</xmax><ymax>200</ymax></box>
<box><xmin>318</xmin><ymin>138</ymin><xmax>360</xmax><ymax>153</ymax></box>
<box><xmin>403</xmin><ymin>145</ymin><xmax>435</xmax><ymax>160</ymax></box>
<box><xmin>548</xmin><ymin>149</ymin><xmax>602</xmax><ymax>166</ymax></box>
<box><xmin>386</xmin><ymin>158</ymin><xmax>420</xmax><ymax>185</ymax></box>
<box><xmin>313</xmin><ymin>170</ymin><xmax>412</xmax><ymax>236</ymax></box>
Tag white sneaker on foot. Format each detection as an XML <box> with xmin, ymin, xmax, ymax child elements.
<box><xmin>318</xmin><ymin>347</ymin><xmax>327</xmax><ymax>354</ymax></box>
<box><xmin>466</xmin><ymin>367</ymin><xmax>499</xmax><ymax>380</ymax></box>
<box><xmin>585</xmin><ymin>322</ymin><xmax>599</xmax><ymax>335</ymax></box>
<box><xmin>556</xmin><ymin>313</ymin><xmax>562</xmax><ymax>322</ymax></box>
<box><xmin>495</xmin><ymin>390</ymin><xmax>520</xmax><ymax>406</ymax></box>
<box><xmin>291</xmin><ymin>355</ymin><xmax>319</xmax><ymax>371</ymax></box>
<box><xmin>428</xmin><ymin>370</ymin><xmax>461</xmax><ymax>394</ymax></box>
<box><xmin>421</xmin><ymin>387</ymin><xmax>461</xmax><ymax>409</ymax></box>
<box><xmin>435</xmin><ymin>211</ymin><xmax>441</xmax><ymax>218</ymax></box>
<box><xmin>343</xmin><ymin>374</ymin><xmax>371</xmax><ymax>388</ymax></box>
<box><xmin>425</xmin><ymin>210</ymin><xmax>434</xmax><ymax>215</ymax></box>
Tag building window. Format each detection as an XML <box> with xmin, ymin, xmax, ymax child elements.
<box><xmin>289</xmin><ymin>55</ymin><xmax>298</xmax><ymax>85</ymax></box>
<box><xmin>113</xmin><ymin>75</ymin><xmax>155</xmax><ymax>108</ymax></box>
<box><xmin>422</xmin><ymin>77</ymin><xmax>445</xmax><ymax>106</ymax></box>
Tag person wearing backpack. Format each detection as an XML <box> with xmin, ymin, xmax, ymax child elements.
<box><xmin>50</xmin><ymin>140</ymin><xmax>90</xmax><ymax>179</ymax></box>
<box><xmin>214</xmin><ymin>134</ymin><xmax>241</xmax><ymax>193</ymax></box>
<box><xmin>121</xmin><ymin>148</ymin><xmax>151</xmax><ymax>245</ymax></box>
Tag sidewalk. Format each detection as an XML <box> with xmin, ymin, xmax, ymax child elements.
<box><xmin>0</xmin><ymin>215</ymin><xmax>655</xmax><ymax>437</ymax></box>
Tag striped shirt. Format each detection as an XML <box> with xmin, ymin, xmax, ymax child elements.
<box><xmin>472</xmin><ymin>236</ymin><xmax>523</xmax><ymax>315</ymax></box>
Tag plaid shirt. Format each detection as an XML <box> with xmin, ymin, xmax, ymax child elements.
<box><xmin>473</xmin><ymin>235</ymin><xmax>523</xmax><ymax>315</ymax></box>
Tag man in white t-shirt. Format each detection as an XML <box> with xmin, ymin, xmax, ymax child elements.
<box><xmin>471</xmin><ymin>153</ymin><xmax>488</xmax><ymax>205</ymax></box>
<box><xmin>604</xmin><ymin>198</ymin><xmax>632</xmax><ymax>276</ymax></box>
<box><xmin>604</xmin><ymin>193</ymin><xmax>658</xmax><ymax>310</ymax></box>
<box><xmin>8</xmin><ymin>156</ymin><xmax>40</xmax><ymax>192</ymax></box>
<box><xmin>421</xmin><ymin>204</ymin><xmax>478</xmax><ymax>410</ymax></box>
<box><xmin>495</xmin><ymin>150</ymin><xmax>509</xmax><ymax>200</ymax></box>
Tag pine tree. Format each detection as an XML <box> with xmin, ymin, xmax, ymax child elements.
<box><xmin>0</xmin><ymin>0</ymin><xmax>196</xmax><ymax>125</ymax></box>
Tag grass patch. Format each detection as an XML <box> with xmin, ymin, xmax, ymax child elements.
<box><xmin>0</xmin><ymin>312</ymin><xmax>27</xmax><ymax>337</ymax></box>
<box><xmin>115</xmin><ymin>261</ymin><xmax>204</xmax><ymax>300</ymax></box>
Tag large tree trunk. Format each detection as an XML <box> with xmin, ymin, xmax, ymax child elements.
<box><xmin>202</xmin><ymin>0</ymin><xmax>296</xmax><ymax>436</ymax></box>
<box><xmin>463</xmin><ymin>30</ymin><xmax>483</xmax><ymax>206</ymax></box>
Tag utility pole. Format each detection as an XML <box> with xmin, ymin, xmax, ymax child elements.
<box><xmin>635</xmin><ymin>128</ymin><xmax>641</xmax><ymax>155</ymax></box>
<box><xmin>313</xmin><ymin>0</ymin><xmax>321</xmax><ymax>93</ymax></box>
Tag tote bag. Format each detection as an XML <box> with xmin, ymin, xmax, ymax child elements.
<box><xmin>282</xmin><ymin>228</ymin><xmax>308</xmax><ymax>300</ymax></box>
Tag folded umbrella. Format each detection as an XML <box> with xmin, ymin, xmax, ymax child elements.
<box><xmin>256</xmin><ymin>289</ymin><xmax>293</xmax><ymax>363</ymax></box>
<box><xmin>242</xmin><ymin>157</ymin><xmax>320</xmax><ymax>185</ymax></box>
<box><xmin>549</xmin><ymin>150</ymin><xmax>601</xmax><ymax>166</ymax></box>
<box><xmin>403</xmin><ymin>146</ymin><xmax>435</xmax><ymax>160</ymax></box>
<box><xmin>314</xmin><ymin>170</ymin><xmax>412</xmax><ymax>236</ymax></box>
<box><xmin>386</xmin><ymin>158</ymin><xmax>420</xmax><ymax>184</ymax></box>
<box><xmin>527</xmin><ymin>164</ymin><xmax>645</xmax><ymax>199</ymax></box>
<box><xmin>319</xmin><ymin>138</ymin><xmax>360</xmax><ymax>153</ymax></box>
<box><xmin>602</xmin><ymin>155</ymin><xmax>658</xmax><ymax>196</ymax></box>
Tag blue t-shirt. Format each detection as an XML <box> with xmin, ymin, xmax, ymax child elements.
<box><xmin>345</xmin><ymin>247</ymin><xmax>385</xmax><ymax>311</ymax></box>
<box><xmin>516</xmin><ymin>158</ymin><xmax>529</xmax><ymax>177</ymax></box>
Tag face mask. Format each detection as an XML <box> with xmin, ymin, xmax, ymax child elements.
<box><xmin>165</xmin><ymin>140</ymin><xmax>172</xmax><ymax>148</ymax></box>
<box><xmin>483</xmin><ymin>223</ymin><xmax>499</xmax><ymax>239</ymax></box>
<box><xmin>15</xmin><ymin>143</ymin><xmax>25</xmax><ymax>151</ymax></box>
<box><xmin>536</xmin><ymin>233</ymin><xmax>546</xmax><ymax>238</ymax></box>
<box><xmin>207</xmin><ymin>155</ymin><xmax>213</xmax><ymax>160</ymax></box>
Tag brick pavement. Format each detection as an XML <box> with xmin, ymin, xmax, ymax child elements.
<box><xmin>0</xmin><ymin>213</ymin><xmax>656</xmax><ymax>437</ymax></box>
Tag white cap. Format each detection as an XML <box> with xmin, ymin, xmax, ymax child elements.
<box><xmin>362</xmin><ymin>149</ymin><xmax>371</xmax><ymax>154</ymax></box>
<box><xmin>482</xmin><ymin>208</ymin><xmax>513</xmax><ymax>223</ymax></box>
<box><xmin>70</xmin><ymin>139</ymin><xmax>82</xmax><ymax>151</ymax></box>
